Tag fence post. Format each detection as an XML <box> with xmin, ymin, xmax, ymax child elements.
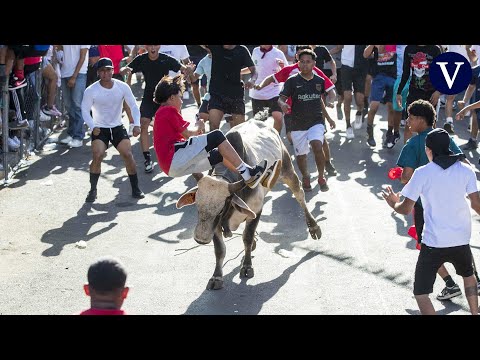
<box><xmin>1</xmin><ymin>78</ymin><xmax>8</xmax><ymax>183</ymax></box>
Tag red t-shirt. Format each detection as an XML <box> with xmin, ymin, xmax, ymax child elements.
<box><xmin>153</xmin><ymin>105</ymin><xmax>190</xmax><ymax>175</ymax></box>
<box><xmin>78</xmin><ymin>308</ymin><xmax>126</xmax><ymax>315</ymax></box>
<box><xmin>273</xmin><ymin>63</ymin><xmax>335</xmax><ymax>114</ymax></box>
<box><xmin>98</xmin><ymin>45</ymin><xmax>125</xmax><ymax>74</ymax></box>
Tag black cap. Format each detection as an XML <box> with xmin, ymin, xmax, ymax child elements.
<box><xmin>96</xmin><ymin>57</ymin><xmax>114</xmax><ymax>69</ymax></box>
<box><xmin>425</xmin><ymin>128</ymin><xmax>453</xmax><ymax>156</ymax></box>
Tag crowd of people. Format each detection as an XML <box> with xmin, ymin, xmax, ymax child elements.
<box><xmin>2</xmin><ymin>44</ymin><xmax>480</xmax><ymax>315</ymax></box>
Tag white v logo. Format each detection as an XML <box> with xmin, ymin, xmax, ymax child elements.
<box><xmin>437</xmin><ymin>62</ymin><xmax>464</xmax><ymax>89</ymax></box>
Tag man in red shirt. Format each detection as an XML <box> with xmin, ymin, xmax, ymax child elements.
<box><xmin>255</xmin><ymin>45</ymin><xmax>337</xmax><ymax>176</ymax></box>
<box><xmin>153</xmin><ymin>74</ymin><xmax>280</xmax><ymax>189</ymax></box>
<box><xmin>79</xmin><ymin>256</ymin><xmax>129</xmax><ymax>315</ymax></box>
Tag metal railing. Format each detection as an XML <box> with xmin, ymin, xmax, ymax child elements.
<box><xmin>1</xmin><ymin>66</ymin><xmax>64</xmax><ymax>184</ymax></box>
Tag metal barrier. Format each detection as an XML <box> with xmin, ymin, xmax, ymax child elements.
<box><xmin>1</xmin><ymin>64</ymin><xmax>64</xmax><ymax>184</ymax></box>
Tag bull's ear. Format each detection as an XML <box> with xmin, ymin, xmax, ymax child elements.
<box><xmin>231</xmin><ymin>194</ymin><xmax>256</xmax><ymax>219</ymax></box>
<box><xmin>176</xmin><ymin>187</ymin><xmax>198</xmax><ymax>209</ymax></box>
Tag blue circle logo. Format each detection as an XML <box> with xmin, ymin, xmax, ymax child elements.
<box><xmin>430</xmin><ymin>52</ymin><xmax>472</xmax><ymax>95</ymax></box>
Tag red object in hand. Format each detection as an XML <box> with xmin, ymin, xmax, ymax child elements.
<box><xmin>388</xmin><ymin>167</ymin><xmax>403</xmax><ymax>180</ymax></box>
<box><xmin>407</xmin><ymin>225</ymin><xmax>421</xmax><ymax>250</ymax></box>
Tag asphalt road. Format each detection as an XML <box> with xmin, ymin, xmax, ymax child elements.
<box><xmin>1</xmin><ymin>78</ymin><xmax>479</xmax><ymax>315</ymax></box>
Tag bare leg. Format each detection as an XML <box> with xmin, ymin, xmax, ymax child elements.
<box><xmin>296</xmin><ymin>154</ymin><xmax>309</xmax><ymax>179</ymax></box>
<box><xmin>229</xmin><ymin>114</ymin><xmax>245</xmax><ymax>128</ymax></box>
<box><xmin>116</xmin><ymin>139</ymin><xmax>137</xmax><ymax>174</ymax></box>
<box><xmin>343</xmin><ymin>90</ymin><xmax>353</xmax><ymax>128</ymax></box>
<box><xmin>90</xmin><ymin>139</ymin><xmax>107</xmax><ymax>174</ymax></box>
<box><xmin>415</xmin><ymin>294</ymin><xmax>436</xmax><ymax>315</ymax></box>
<box><xmin>140</xmin><ymin>117</ymin><xmax>151</xmax><ymax>153</ymax></box>
<box><xmin>208</xmin><ymin>109</ymin><xmax>224</xmax><ymax>130</ymax></box>
<box><xmin>463</xmin><ymin>275</ymin><xmax>479</xmax><ymax>315</ymax></box>
<box><xmin>272</xmin><ymin>111</ymin><xmax>283</xmax><ymax>133</ymax></box>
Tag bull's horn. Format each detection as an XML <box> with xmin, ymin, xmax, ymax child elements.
<box><xmin>228</xmin><ymin>179</ymin><xmax>245</xmax><ymax>194</ymax></box>
<box><xmin>192</xmin><ymin>173</ymin><xmax>204</xmax><ymax>182</ymax></box>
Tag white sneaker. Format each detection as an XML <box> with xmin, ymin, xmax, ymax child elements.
<box><xmin>400</xmin><ymin>119</ymin><xmax>406</xmax><ymax>128</ymax></box>
<box><xmin>128</xmin><ymin>124</ymin><xmax>134</xmax><ymax>136</ymax></box>
<box><xmin>68</xmin><ymin>139</ymin><xmax>83</xmax><ymax>148</ymax></box>
<box><xmin>182</xmin><ymin>91</ymin><xmax>190</xmax><ymax>100</ymax></box>
<box><xmin>353</xmin><ymin>112</ymin><xmax>363</xmax><ymax>130</ymax></box>
<box><xmin>39</xmin><ymin>111</ymin><xmax>51</xmax><ymax>122</ymax></box>
<box><xmin>60</xmin><ymin>135</ymin><xmax>73</xmax><ymax>144</ymax></box>
<box><xmin>346</xmin><ymin>127</ymin><xmax>355</xmax><ymax>139</ymax></box>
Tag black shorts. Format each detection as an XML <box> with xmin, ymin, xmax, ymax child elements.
<box><xmin>323</xmin><ymin>68</ymin><xmax>343</xmax><ymax>95</ymax></box>
<box><xmin>341</xmin><ymin>66</ymin><xmax>366</xmax><ymax>94</ymax></box>
<box><xmin>406</xmin><ymin>89</ymin><xmax>435</xmax><ymax>109</ymax></box>
<box><xmin>251</xmin><ymin>97</ymin><xmax>282</xmax><ymax>117</ymax></box>
<box><xmin>199</xmin><ymin>99</ymin><xmax>209</xmax><ymax>114</ymax></box>
<box><xmin>92</xmin><ymin>125</ymin><xmax>130</xmax><ymax>148</ymax></box>
<box><xmin>208</xmin><ymin>93</ymin><xmax>245</xmax><ymax>115</ymax></box>
<box><xmin>413</xmin><ymin>244</ymin><xmax>474</xmax><ymax>295</ymax></box>
<box><xmin>140</xmin><ymin>98</ymin><xmax>160</xmax><ymax>119</ymax></box>
<box><xmin>7</xmin><ymin>45</ymin><xmax>30</xmax><ymax>59</ymax></box>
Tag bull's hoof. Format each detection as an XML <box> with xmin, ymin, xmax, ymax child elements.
<box><xmin>240</xmin><ymin>265</ymin><xmax>254</xmax><ymax>278</ymax></box>
<box><xmin>223</xmin><ymin>228</ymin><xmax>232</xmax><ymax>238</ymax></box>
<box><xmin>309</xmin><ymin>225</ymin><xmax>322</xmax><ymax>240</ymax></box>
<box><xmin>206</xmin><ymin>276</ymin><xmax>224</xmax><ymax>290</ymax></box>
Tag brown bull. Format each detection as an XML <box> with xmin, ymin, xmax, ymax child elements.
<box><xmin>176</xmin><ymin>120</ymin><xmax>321</xmax><ymax>290</ymax></box>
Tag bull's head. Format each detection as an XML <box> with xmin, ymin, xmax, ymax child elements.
<box><xmin>176</xmin><ymin>173</ymin><xmax>256</xmax><ymax>244</ymax></box>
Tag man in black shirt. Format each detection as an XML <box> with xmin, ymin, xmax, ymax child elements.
<box><xmin>279</xmin><ymin>49</ymin><xmax>336</xmax><ymax>192</ymax></box>
<box><xmin>204</xmin><ymin>45</ymin><xmax>257</xmax><ymax>130</ymax></box>
<box><xmin>363</xmin><ymin>45</ymin><xmax>397</xmax><ymax>148</ymax></box>
<box><xmin>396</xmin><ymin>45</ymin><xmax>442</xmax><ymax>142</ymax></box>
<box><xmin>121</xmin><ymin>45</ymin><xmax>194</xmax><ymax>173</ymax></box>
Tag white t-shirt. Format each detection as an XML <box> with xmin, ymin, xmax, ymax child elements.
<box><xmin>401</xmin><ymin>161</ymin><xmax>478</xmax><ymax>248</ymax></box>
<box><xmin>160</xmin><ymin>45</ymin><xmax>189</xmax><ymax>77</ymax></box>
<box><xmin>249</xmin><ymin>46</ymin><xmax>288</xmax><ymax>100</ymax></box>
<box><xmin>447</xmin><ymin>45</ymin><xmax>469</xmax><ymax>61</ymax></box>
<box><xmin>81</xmin><ymin>79</ymin><xmax>140</xmax><ymax>130</ymax></box>
<box><xmin>341</xmin><ymin>45</ymin><xmax>355</xmax><ymax>68</ymax></box>
<box><xmin>60</xmin><ymin>45</ymin><xmax>90</xmax><ymax>78</ymax></box>
<box><xmin>194</xmin><ymin>54</ymin><xmax>212</xmax><ymax>101</ymax></box>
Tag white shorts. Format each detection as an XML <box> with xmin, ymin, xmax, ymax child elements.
<box><xmin>291</xmin><ymin>124</ymin><xmax>325</xmax><ymax>156</ymax></box>
<box><xmin>169</xmin><ymin>135</ymin><xmax>211</xmax><ymax>177</ymax></box>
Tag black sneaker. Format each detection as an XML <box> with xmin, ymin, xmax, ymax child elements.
<box><xmin>325</xmin><ymin>161</ymin><xmax>337</xmax><ymax>176</ymax></box>
<box><xmin>245</xmin><ymin>160</ymin><xmax>268</xmax><ymax>189</ymax></box>
<box><xmin>382</xmin><ymin>133</ymin><xmax>391</xmax><ymax>148</ymax></box>
<box><xmin>302</xmin><ymin>176</ymin><xmax>312</xmax><ymax>192</ymax></box>
<box><xmin>387</xmin><ymin>132</ymin><xmax>400</xmax><ymax>149</ymax></box>
<box><xmin>144</xmin><ymin>160</ymin><xmax>153</xmax><ymax>173</ymax></box>
<box><xmin>436</xmin><ymin>284</ymin><xmax>462</xmax><ymax>301</ymax></box>
<box><xmin>462</xmin><ymin>138</ymin><xmax>478</xmax><ymax>150</ymax></box>
<box><xmin>8</xmin><ymin>76</ymin><xmax>27</xmax><ymax>90</ymax></box>
<box><xmin>318</xmin><ymin>178</ymin><xmax>329</xmax><ymax>192</ymax></box>
<box><xmin>443</xmin><ymin>122</ymin><xmax>454</xmax><ymax>134</ymax></box>
<box><xmin>261</xmin><ymin>159</ymin><xmax>282</xmax><ymax>189</ymax></box>
<box><xmin>85</xmin><ymin>189</ymin><xmax>97</xmax><ymax>203</ymax></box>
<box><xmin>132</xmin><ymin>189</ymin><xmax>145</xmax><ymax>199</ymax></box>
<box><xmin>366</xmin><ymin>125</ymin><xmax>376</xmax><ymax>147</ymax></box>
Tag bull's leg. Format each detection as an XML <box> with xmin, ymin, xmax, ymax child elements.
<box><xmin>206</xmin><ymin>227</ymin><xmax>226</xmax><ymax>290</ymax></box>
<box><xmin>279</xmin><ymin>149</ymin><xmax>322</xmax><ymax>239</ymax></box>
<box><xmin>240</xmin><ymin>211</ymin><xmax>262</xmax><ymax>278</ymax></box>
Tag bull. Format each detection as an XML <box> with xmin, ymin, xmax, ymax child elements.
<box><xmin>176</xmin><ymin>120</ymin><xmax>321</xmax><ymax>290</ymax></box>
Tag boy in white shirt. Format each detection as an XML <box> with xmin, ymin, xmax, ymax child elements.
<box><xmin>383</xmin><ymin>127</ymin><xmax>480</xmax><ymax>315</ymax></box>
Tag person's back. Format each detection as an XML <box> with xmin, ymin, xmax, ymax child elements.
<box><xmin>78</xmin><ymin>256</ymin><xmax>129</xmax><ymax>315</ymax></box>
<box><xmin>410</xmin><ymin>160</ymin><xmax>475</xmax><ymax>248</ymax></box>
